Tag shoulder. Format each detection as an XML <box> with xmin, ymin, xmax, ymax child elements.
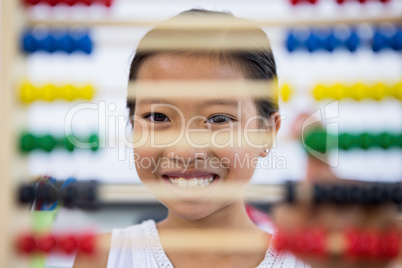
<box><xmin>73</xmin><ymin>232</ymin><xmax>112</xmax><ymax>268</ymax></box>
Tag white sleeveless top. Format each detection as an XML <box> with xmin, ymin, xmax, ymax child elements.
<box><xmin>107</xmin><ymin>220</ymin><xmax>309</xmax><ymax>268</ymax></box>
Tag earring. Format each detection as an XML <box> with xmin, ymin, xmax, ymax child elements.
<box><xmin>264</xmin><ymin>149</ymin><xmax>270</xmax><ymax>154</ymax></box>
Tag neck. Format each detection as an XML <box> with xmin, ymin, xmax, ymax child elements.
<box><xmin>157</xmin><ymin>197</ymin><xmax>259</xmax><ymax>231</ymax></box>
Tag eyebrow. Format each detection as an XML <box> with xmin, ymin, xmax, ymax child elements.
<box><xmin>137</xmin><ymin>98</ymin><xmax>171</xmax><ymax>105</ymax></box>
<box><xmin>137</xmin><ymin>98</ymin><xmax>239</xmax><ymax>107</ymax></box>
<box><xmin>201</xmin><ymin>99</ymin><xmax>239</xmax><ymax>107</ymax></box>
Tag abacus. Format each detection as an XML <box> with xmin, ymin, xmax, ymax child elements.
<box><xmin>1</xmin><ymin>0</ymin><xmax>401</xmax><ymax>267</ymax></box>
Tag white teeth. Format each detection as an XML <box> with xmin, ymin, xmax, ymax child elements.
<box><xmin>188</xmin><ymin>178</ymin><xmax>198</xmax><ymax>187</ymax></box>
<box><xmin>167</xmin><ymin>176</ymin><xmax>216</xmax><ymax>188</ymax></box>
<box><xmin>178</xmin><ymin>178</ymin><xmax>187</xmax><ymax>187</ymax></box>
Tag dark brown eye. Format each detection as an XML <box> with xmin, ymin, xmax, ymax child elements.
<box><xmin>144</xmin><ymin>113</ymin><xmax>169</xmax><ymax>122</ymax></box>
<box><xmin>206</xmin><ymin>115</ymin><xmax>232</xmax><ymax>124</ymax></box>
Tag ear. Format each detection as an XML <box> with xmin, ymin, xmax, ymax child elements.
<box><xmin>259</xmin><ymin>112</ymin><xmax>281</xmax><ymax>157</ymax></box>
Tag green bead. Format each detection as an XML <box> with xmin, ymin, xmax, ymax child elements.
<box><xmin>396</xmin><ymin>133</ymin><xmax>402</xmax><ymax>148</ymax></box>
<box><xmin>377</xmin><ymin>132</ymin><xmax>394</xmax><ymax>149</ymax></box>
<box><xmin>20</xmin><ymin>133</ymin><xmax>36</xmax><ymax>152</ymax></box>
<box><xmin>38</xmin><ymin>135</ymin><xmax>57</xmax><ymax>152</ymax></box>
<box><xmin>339</xmin><ymin>133</ymin><xmax>358</xmax><ymax>150</ymax></box>
<box><xmin>63</xmin><ymin>135</ymin><xmax>75</xmax><ymax>152</ymax></box>
<box><xmin>303</xmin><ymin>129</ymin><xmax>333</xmax><ymax>154</ymax></box>
<box><xmin>357</xmin><ymin>132</ymin><xmax>375</xmax><ymax>150</ymax></box>
<box><xmin>88</xmin><ymin>134</ymin><xmax>99</xmax><ymax>152</ymax></box>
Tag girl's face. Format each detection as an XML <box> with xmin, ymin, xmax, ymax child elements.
<box><xmin>133</xmin><ymin>54</ymin><xmax>276</xmax><ymax>220</ymax></box>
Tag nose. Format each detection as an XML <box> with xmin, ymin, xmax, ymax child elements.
<box><xmin>165</xmin><ymin>131</ymin><xmax>210</xmax><ymax>167</ymax></box>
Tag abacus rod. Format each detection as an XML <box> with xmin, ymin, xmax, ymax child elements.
<box><xmin>97</xmin><ymin>183</ymin><xmax>286</xmax><ymax>203</ymax></box>
<box><xmin>25</xmin><ymin>15</ymin><xmax>402</xmax><ymax>28</ymax></box>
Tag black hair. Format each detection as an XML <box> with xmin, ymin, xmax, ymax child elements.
<box><xmin>127</xmin><ymin>9</ymin><xmax>278</xmax><ymax>125</ymax></box>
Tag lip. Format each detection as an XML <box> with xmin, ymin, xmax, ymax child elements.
<box><xmin>161</xmin><ymin>170</ymin><xmax>219</xmax><ymax>179</ymax></box>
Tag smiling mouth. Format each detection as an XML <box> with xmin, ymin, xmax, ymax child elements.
<box><xmin>162</xmin><ymin>175</ymin><xmax>218</xmax><ymax>188</ymax></box>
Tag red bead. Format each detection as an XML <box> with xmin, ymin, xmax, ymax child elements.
<box><xmin>24</xmin><ymin>0</ymin><xmax>41</xmax><ymax>5</ymax></box>
<box><xmin>62</xmin><ymin>0</ymin><xmax>78</xmax><ymax>5</ymax></box>
<box><xmin>308</xmin><ymin>0</ymin><xmax>319</xmax><ymax>3</ymax></box>
<box><xmin>290</xmin><ymin>0</ymin><xmax>300</xmax><ymax>5</ymax></box>
<box><xmin>58</xmin><ymin>235</ymin><xmax>78</xmax><ymax>254</ymax></box>
<box><xmin>36</xmin><ymin>234</ymin><xmax>57</xmax><ymax>253</ymax></box>
<box><xmin>367</xmin><ymin>231</ymin><xmax>381</xmax><ymax>258</ymax></box>
<box><xmin>78</xmin><ymin>0</ymin><xmax>92</xmax><ymax>5</ymax></box>
<box><xmin>17</xmin><ymin>234</ymin><xmax>36</xmax><ymax>254</ymax></box>
<box><xmin>336</xmin><ymin>0</ymin><xmax>346</xmax><ymax>3</ymax></box>
<box><xmin>381</xmin><ymin>230</ymin><xmax>400</xmax><ymax>258</ymax></box>
<box><xmin>78</xmin><ymin>233</ymin><xmax>96</xmax><ymax>254</ymax></box>
<box><xmin>45</xmin><ymin>0</ymin><xmax>60</xmax><ymax>6</ymax></box>
<box><xmin>103</xmin><ymin>0</ymin><xmax>113</xmax><ymax>7</ymax></box>
<box><xmin>274</xmin><ymin>230</ymin><xmax>289</xmax><ymax>252</ymax></box>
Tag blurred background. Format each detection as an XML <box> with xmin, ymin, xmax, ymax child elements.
<box><xmin>0</xmin><ymin>0</ymin><xmax>401</xmax><ymax>267</ymax></box>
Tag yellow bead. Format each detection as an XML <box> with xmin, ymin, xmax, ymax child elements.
<box><xmin>19</xmin><ymin>81</ymin><xmax>37</xmax><ymax>103</ymax></box>
<box><xmin>42</xmin><ymin>84</ymin><xmax>57</xmax><ymax>102</ymax></box>
<box><xmin>80</xmin><ymin>85</ymin><xmax>96</xmax><ymax>100</ymax></box>
<box><xmin>312</xmin><ymin>84</ymin><xmax>327</xmax><ymax>101</ymax></box>
<box><xmin>370</xmin><ymin>82</ymin><xmax>386</xmax><ymax>101</ymax></box>
<box><xmin>280</xmin><ymin>84</ymin><xmax>292</xmax><ymax>102</ymax></box>
<box><xmin>351</xmin><ymin>83</ymin><xmax>365</xmax><ymax>101</ymax></box>
<box><xmin>390</xmin><ymin>81</ymin><xmax>402</xmax><ymax>100</ymax></box>
<box><xmin>331</xmin><ymin>83</ymin><xmax>345</xmax><ymax>100</ymax></box>
<box><xmin>61</xmin><ymin>84</ymin><xmax>78</xmax><ymax>101</ymax></box>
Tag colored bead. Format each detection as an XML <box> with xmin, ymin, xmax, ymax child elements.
<box><xmin>369</xmin><ymin>83</ymin><xmax>386</xmax><ymax>100</ymax></box>
<box><xmin>377</xmin><ymin>132</ymin><xmax>394</xmax><ymax>149</ymax></box>
<box><xmin>305</xmin><ymin>32</ymin><xmax>320</xmax><ymax>53</ymax></box>
<box><xmin>273</xmin><ymin>230</ymin><xmax>288</xmax><ymax>251</ymax></box>
<box><xmin>21</xmin><ymin>29</ymin><xmax>37</xmax><ymax>53</ymax></box>
<box><xmin>330</xmin><ymin>83</ymin><xmax>345</xmax><ymax>100</ymax></box>
<box><xmin>390</xmin><ymin>82</ymin><xmax>402</xmax><ymax>100</ymax></box>
<box><xmin>58</xmin><ymin>235</ymin><xmax>78</xmax><ymax>254</ymax></box>
<box><xmin>20</xmin><ymin>133</ymin><xmax>36</xmax><ymax>152</ymax></box>
<box><xmin>372</xmin><ymin>30</ymin><xmax>390</xmax><ymax>52</ymax></box>
<box><xmin>350</xmin><ymin>83</ymin><xmax>366</xmax><ymax>101</ymax></box>
<box><xmin>41</xmin><ymin>84</ymin><xmax>58</xmax><ymax>102</ymax></box>
<box><xmin>339</xmin><ymin>133</ymin><xmax>358</xmax><ymax>150</ymax></box>
<box><xmin>285</xmin><ymin>30</ymin><xmax>302</xmax><ymax>52</ymax></box>
<box><xmin>357</xmin><ymin>132</ymin><xmax>375</xmax><ymax>150</ymax></box>
<box><xmin>88</xmin><ymin>134</ymin><xmax>99</xmax><ymax>151</ymax></box>
<box><xmin>19</xmin><ymin>81</ymin><xmax>37</xmax><ymax>103</ymax></box>
<box><xmin>345</xmin><ymin>30</ymin><xmax>360</xmax><ymax>52</ymax></box>
<box><xmin>61</xmin><ymin>84</ymin><xmax>77</xmax><ymax>101</ymax></box>
<box><xmin>36</xmin><ymin>234</ymin><xmax>57</xmax><ymax>253</ymax></box>
<box><xmin>280</xmin><ymin>84</ymin><xmax>293</xmax><ymax>102</ymax></box>
<box><xmin>391</xmin><ymin>29</ymin><xmax>402</xmax><ymax>51</ymax></box>
<box><xmin>24</xmin><ymin>0</ymin><xmax>41</xmax><ymax>5</ymax></box>
<box><xmin>380</xmin><ymin>230</ymin><xmax>400</xmax><ymax>258</ymax></box>
<box><xmin>17</xmin><ymin>234</ymin><xmax>36</xmax><ymax>254</ymax></box>
<box><xmin>38</xmin><ymin>135</ymin><xmax>57</xmax><ymax>152</ymax></box>
<box><xmin>312</xmin><ymin>84</ymin><xmax>328</xmax><ymax>100</ymax></box>
<box><xmin>63</xmin><ymin>135</ymin><xmax>75</xmax><ymax>152</ymax></box>
<box><xmin>78</xmin><ymin>233</ymin><xmax>96</xmax><ymax>254</ymax></box>
<box><xmin>79</xmin><ymin>85</ymin><xmax>95</xmax><ymax>100</ymax></box>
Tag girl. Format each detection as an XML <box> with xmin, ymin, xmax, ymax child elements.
<box><xmin>74</xmin><ymin>9</ymin><xmax>398</xmax><ymax>268</ymax></box>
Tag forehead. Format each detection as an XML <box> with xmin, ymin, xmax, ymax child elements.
<box><xmin>136</xmin><ymin>53</ymin><xmax>246</xmax><ymax>81</ymax></box>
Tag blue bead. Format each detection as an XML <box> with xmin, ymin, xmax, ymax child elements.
<box><xmin>344</xmin><ymin>30</ymin><xmax>360</xmax><ymax>52</ymax></box>
<box><xmin>324</xmin><ymin>32</ymin><xmax>340</xmax><ymax>52</ymax></box>
<box><xmin>391</xmin><ymin>30</ymin><xmax>402</xmax><ymax>51</ymax></box>
<box><xmin>305</xmin><ymin>32</ymin><xmax>320</xmax><ymax>53</ymax></box>
<box><xmin>37</xmin><ymin>34</ymin><xmax>56</xmax><ymax>53</ymax></box>
<box><xmin>73</xmin><ymin>31</ymin><xmax>93</xmax><ymax>54</ymax></box>
<box><xmin>54</xmin><ymin>30</ymin><xmax>74</xmax><ymax>53</ymax></box>
<box><xmin>285</xmin><ymin>31</ymin><xmax>301</xmax><ymax>52</ymax></box>
<box><xmin>372</xmin><ymin>30</ymin><xmax>390</xmax><ymax>52</ymax></box>
<box><xmin>21</xmin><ymin>30</ymin><xmax>37</xmax><ymax>53</ymax></box>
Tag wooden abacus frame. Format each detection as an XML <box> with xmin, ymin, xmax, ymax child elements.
<box><xmin>2</xmin><ymin>1</ymin><xmax>402</xmax><ymax>267</ymax></box>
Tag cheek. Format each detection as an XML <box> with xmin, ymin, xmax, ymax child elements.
<box><xmin>216</xmin><ymin>146</ymin><xmax>260</xmax><ymax>182</ymax></box>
